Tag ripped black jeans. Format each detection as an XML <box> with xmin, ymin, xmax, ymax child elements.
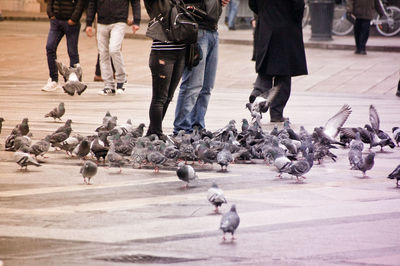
<box><xmin>146</xmin><ymin>49</ymin><xmax>186</xmax><ymax>138</ymax></box>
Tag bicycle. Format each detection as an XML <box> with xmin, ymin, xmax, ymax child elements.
<box><xmin>332</xmin><ymin>0</ymin><xmax>400</xmax><ymax>37</ymax></box>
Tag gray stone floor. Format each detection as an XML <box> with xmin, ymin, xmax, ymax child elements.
<box><xmin>0</xmin><ymin>20</ymin><xmax>400</xmax><ymax>265</ymax></box>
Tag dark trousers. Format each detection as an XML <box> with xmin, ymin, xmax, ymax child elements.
<box><xmin>46</xmin><ymin>19</ymin><xmax>81</xmax><ymax>82</ymax></box>
<box><xmin>354</xmin><ymin>18</ymin><xmax>371</xmax><ymax>52</ymax></box>
<box><xmin>253</xmin><ymin>74</ymin><xmax>291</xmax><ymax>120</ymax></box>
<box><xmin>146</xmin><ymin>49</ymin><xmax>186</xmax><ymax>138</ymax></box>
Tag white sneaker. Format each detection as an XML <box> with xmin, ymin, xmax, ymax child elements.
<box><xmin>116</xmin><ymin>88</ymin><xmax>125</xmax><ymax>95</ymax></box>
<box><xmin>41</xmin><ymin>78</ymin><xmax>60</xmax><ymax>92</ymax></box>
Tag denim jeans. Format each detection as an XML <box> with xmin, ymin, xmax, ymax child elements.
<box><xmin>46</xmin><ymin>19</ymin><xmax>81</xmax><ymax>82</ymax></box>
<box><xmin>354</xmin><ymin>18</ymin><xmax>371</xmax><ymax>52</ymax></box>
<box><xmin>147</xmin><ymin>49</ymin><xmax>186</xmax><ymax>138</ymax></box>
<box><xmin>97</xmin><ymin>23</ymin><xmax>126</xmax><ymax>89</ymax></box>
<box><xmin>173</xmin><ymin>30</ymin><xmax>219</xmax><ymax>134</ymax></box>
<box><xmin>227</xmin><ymin>0</ymin><xmax>240</xmax><ymax>28</ymax></box>
<box><xmin>253</xmin><ymin>74</ymin><xmax>291</xmax><ymax>120</ymax></box>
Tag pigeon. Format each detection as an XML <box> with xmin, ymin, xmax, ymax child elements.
<box><xmin>207</xmin><ymin>182</ymin><xmax>227</xmax><ymax>213</ymax></box>
<box><xmin>13</xmin><ymin>134</ymin><xmax>32</xmax><ymax>151</ymax></box>
<box><xmin>392</xmin><ymin>127</ymin><xmax>400</xmax><ymax>146</ymax></box>
<box><xmin>14</xmin><ymin>151</ymin><xmax>41</xmax><ymax>170</ymax></box>
<box><xmin>80</xmin><ymin>160</ymin><xmax>98</xmax><ymax>184</ymax></box>
<box><xmin>147</xmin><ymin>150</ymin><xmax>167</xmax><ymax>172</ymax></box>
<box><xmin>29</xmin><ymin>135</ymin><xmax>51</xmax><ymax>158</ymax></box>
<box><xmin>54</xmin><ymin>119</ymin><xmax>73</xmax><ymax>136</ymax></box>
<box><xmin>217</xmin><ymin>143</ymin><xmax>233</xmax><ymax>172</ymax></box>
<box><xmin>241</xmin><ymin>118</ymin><xmax>249</xmax><ymax>132</ymax></box>
<box><xmin>220</xmin><ymin>204</ymin><xmax>240</xmax><ymax>241</ymax></box>
<box><xmin>196</xmin><ymin>142</ymin><xmax>217</xmax><ymax>165</ymax></box>
<box><xmin>348</xmin><ymin>133</ymin><xmax>363</xmax><ymax>170</ymax></box>
<box><xmin>249</xmin><ymin>85</ymin><xmax>280</xmax><ymax>117</ymax></box>
<box><xmin>283</xmin><ymin>151</ymin><xmax>314</xmax><ymax>182</ymax></box>
<box><xmin>176</xmin><ymin>162</ymin><xmax>198</xmax><ymax>188</ymax></box>
<box><xmin>354</xmin><ymin>152</ymin><xmax>375</xmax><ymax>177</ymax></box>
<box><xmin>0</xmin><ymin>117</ymin><xmax>4</xmax><ymax>134</ymax></box>
<box><xmin>131</xmin><ymin>123</ymin><xmax>146</xmax><ymax>138</ymax></box>
<box><xmin>11</xmin><ymin>118</ymin><xmax>29</xmax><ymax>136</ymax></box>
<box><xmin>105</xmin><ymin>143</ymin><xmax>130</xmax><ymax>173</ymax></box>
<box><xmin>367</xmin><ymin>105</ymin><xmax>395</xmax><ymax>151</ymax></box>
<box><xmin>72</xmin><ymin>139</ymin><xmax>91</xmax><ymax>160</ymax></box>
<box><xmin>96</xmin><ymin>116</ymin><xmax>117</xmax><ymax>132</ymax></box>
<box><xmin>45</xmin><ymin>102</ymin><xmax>65</xmax><ymax>121</ymax></box>
<box><xmin>53</xmin><ymin>135</ymin><xmax>81</xmax><ymax>156</ymax></box>
<box><xmin>387</xmin><ymin>164</ymin><xmax>400</xmax><ymax>187</ymax></box>
<box><xmin>90</xmin><ymin>136</ymin><xmax>109</xmax><ymax>164</ymax></box>
<box><xmin>313</xmin><ymin>104</ymin><xmax>352</xmax><ymax>146</ymax></box>
<box><xmin>56</xmin><ymin>61</ymin><xmax>87</xmax><ymax>96</ymax></box>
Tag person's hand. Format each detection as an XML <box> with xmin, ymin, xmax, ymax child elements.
<box><xmin>50</xmin><ymin>16</ymin><xmax>56</xmax><ymax>20</ymax></box>
<box><xmin>131</xmin><ymin>24</ymin><xmax>140</xmax><ymax>34</ymax></box>
<box><xmin>68</xmin><ymin>19</ymin><xmax>75</xmax><ymax>26</ymax></box>
<box><xmin>221</xmin><ymin>0</ymin><xmax>230</xmax><ymax>7</ymax></box>
<box><xmin>127</xmin><ymin>18</ymin><xmax>133</xmax><ymax>26</ymax></box>
<box><xmin>86</xmin><ymin>26</ymin><xmax>94</xmax><ymax>37</ymax></box>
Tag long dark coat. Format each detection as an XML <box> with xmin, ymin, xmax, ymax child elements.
<box><xmin>249</xmin><ymin>0</ymin><xmax>308</xmax><ymax>77</ymax></box>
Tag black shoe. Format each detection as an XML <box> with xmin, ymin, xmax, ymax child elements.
<box><xmin>354</xmin><ymin>50</ymin><xmax>361</xmax><ymax>54</ymax></box>
<box><xmin>359</xmin><ymin>50</ymin><xmax>367</xmax><ymax>55</ymax></box>
<box><xmin>396</xmin><ymin>90</ymin><xmax>400</xmax><ymax>97</ymax></box>
<box><xmin>270</xmin><ymin>117</ymin><xmax>287</xmax><ymax>123</ymax></box>
<box><xmin>228</xmin><ymin>26</ymin><xmax>236</xmax><ymax>31</ymax></box>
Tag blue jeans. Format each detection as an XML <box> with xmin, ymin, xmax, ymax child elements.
<box><xmin>227</xmin><ymin>0</ymin><xmax>240</xmax><ymax>28</ymax></box>
<box><xmin>173</xmin><ymin>30</ymin><xmax>219</xmax><ymax>134</ymax></box>
<box><xmin>46</xmin><ymin>19</ymin><xmax>81</xmax><ymax>82</ymax></box>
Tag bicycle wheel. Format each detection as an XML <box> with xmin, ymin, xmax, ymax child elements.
<box><xmin>375</xmin><ymin>6</ymin><xmax>400</xmax><ymax>37</ymax></box>
<box><xmin>332</xmin><ymin>5</ymin><xmax>354</xmax><ymax>35</ymax></box>
<box><xmin>302</xmin><ymin>4</ymin><xmax>310</xmax><ymax>28</ymax></box>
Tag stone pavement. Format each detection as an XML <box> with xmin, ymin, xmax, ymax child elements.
<box><xmin>0</xmin><ymin>19</ymin><xmax>400</xmax><ymax>265</ymax></box>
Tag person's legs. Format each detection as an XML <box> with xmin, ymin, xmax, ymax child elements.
<box><xmin>65</xmin><ymin>21</ymin><xmax>81</xmax><ymax>67</ymax></box>
<box><xmin>173</xmin><ymin>30</ymin><xmax>208</xmax><ymax>134</ymax></box>
<box><xmin>46</xmin><ymin>19</ymin><xmax>65</xmax><ymax>82</ymax></box>
<box><xmin>227</xmin><ymin>0</ymin><xmax>240</xmax><ymax>29</ymax></box>
<box><xmin>270</xmin><ymin>75</ymin><xmax>291</xmax><ymax>121</ymax></box>
<box><xmin>358</xmin><ymin>19</ymin><xmax>371</xmax><ymax>53</ymax></box>
<box><xmin>354</xmin><ymin>18</ymin><xmax>362</xmax><ymax>53</ymax></box>
<box><xmin>109</xmin><ymin>22</ymin><xmax>126</xmax><ymax>85</ymax></box>
<box><xmin>97</xmin><ymin>23</ymin><xmax>114</xmax><ymax>91</ymax></box>
<box><xmin>190</xmin><ymin>30</ymin><xmax>219</xmax><ymax>130</ymax></box>
<box><xmin>396</xmin><ymin>77</ymin><xmax>400</xmax><ymax>97</ymax></box>
<box><xmin>147</xmin><ymin>50</ymin><xmax>185</xmax><ymax>137</ymax></box>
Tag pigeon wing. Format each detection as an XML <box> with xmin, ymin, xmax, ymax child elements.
<box><xmin>369</xmin><ymin>105</ymin><xmax>380</xmax><ymax>132</ymax></box>
<box><xmin>324</xmin><ymin>104</ymin><xmax>352</xmax><ymax>138</ymax></box>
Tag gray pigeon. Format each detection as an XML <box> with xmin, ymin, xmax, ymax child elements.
<box><xmin>220</xmin><ymin>204</ymin><xmax>240</xmax><ymax>241</ymax></box>
<box><xmin>217</xmin><ymin>144</ymin><xmax>233</xmax><ymax>172</ymax></box>
<box><xmin>11</xmin><ymin>118</ymin><xmax>29</xmax><ymax>136</ymax></box>
<box><xmin>29</xmin><ymin>135</ymin><xmax>51</xmax><ymax>158</ymax></box>
<box><xmin>132</xmin><ymin>123</ymin><xmax>146</xmax><ymax>138</ymax></box>
<box><xmin>283</xmin><ymin>152</ymin><xmax>314</xmax><ymax>182</ymax></box>
<box><xmin>80</xmin><ymin>160</ymin><xmax>98</xmax><ymax>185</ymax></box>
<box><xmin>14</xmin><ymin>151</ymin><xmax>41</xmax><ymax>170</ymax></box>
<box><xmin>207</xmin><ymin>182</ymin><xmax>227</xmax><ymax>213</ymax></box>
<box><xmin>147</xmin><ymin>150</ymin><xmax>167</xmax><ymax>172</ymax></box>
<box><xmin>13</xmin><ymin>134</ymin><xmax>32</xmax><ymax>151</ymax></box>
<box><xmin>0</xmin><ymin>117</ymin><xmax>4</xmax><ymax>135</ymax></box>
<box><xmin>176</xmin><ymin>162</ymin><xmax>198</xmax><ymax>188</ymax></box>
<box><xmin>45</xmin><ymin>102</ymin><xmax>65</xmax><ymax>121</ymax></box>
<box><xmin>387</xmin><ymin>164</ymin><xmax>400</xmax><ymax>187</ymax></box>
<box><xmin>106</xmin><ymin>143</ymin><xmax>130</xmax><ymax>172</ymax></box>
<box><xmin>56</xmin><ymin>61</ymin><xmax>87</xmax><ymax>96</ymax></box>
<box><xmin>72</xmin><ymin>139</ymin><xmax>91</xmax><ymax>160</ymax></box>
<box><xmin>354</xmin><ymin>152</ymin><xmax>375</xmax><ymax>177</ymax></box>
<box><xmin>249</xmin><ymin>85</ymin><xmax>280</xmax><ymax>117</ymax></box>
<box><xmin>348</xmin><ymin>132</ymin><xmax>363</xmax><ymax>170</ymax></box>
<box><xmin>53</xmin><ymin>135</ymin><xmax>81</xmax><ymax>156</ymax></box>
<box><xmin>392</xmin><ymin>127</ymin><xmax>400</xmax><ymax>146</ymax></box>
<box><xmin>54</xmin><ymin>119</ymin><xmax>73</xmax><ymax>136</ymax></box>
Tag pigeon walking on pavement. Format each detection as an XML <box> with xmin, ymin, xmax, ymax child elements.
<box><xmin>207</xmin><ymin>182</ymin><xmax>227</xmax><ymax>213</ymax></box>
<box><xmin>354</xmin><ymin>152</ymin><xmax>375</xmax><ymax>177</ymax></box>
<box><xmin>14</xmin><ymin>151</ymin><xmax>41</xmax><ymax>170</ymax></box>
<box><xmin>176</xmin><ymin>162</ymin><xmax>198</xmax><ymax>188</ymax></box>
<box><xmin>80</xmin><ymin>160</ymin><xmax>98</xmax><ymax>184</ymax></box>
<box><xmin>220</xmin><ymin>204</ymin><xmax>240</xmax><ymax>241</ymax></box>
<box><xmin>45</xmin><ymin>102</ymin><xmax>65</xmax><ymax>121</ymax></box>
<box><xmin>387</xmin><ymin>164</ymin><xmax>400</xmax><ymax>187</ymax></box>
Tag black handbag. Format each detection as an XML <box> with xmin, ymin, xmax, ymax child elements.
<box><xmin>165</xmin><ymin>0</ymin><xmax>198</xmax><ymax>44</ymax></box>
<box><xmin>185</xmin><ymin>42</ymin><xmax>203</xmax><ymax>69</ymax></box>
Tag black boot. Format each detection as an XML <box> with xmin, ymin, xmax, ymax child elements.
<box><xmin>397</xmin><ymin>79</ymin><xmax>400</xmax><ymax>97</ymax></box>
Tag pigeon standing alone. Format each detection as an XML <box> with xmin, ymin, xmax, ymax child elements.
<box><xmin>176</xmin><ymin>162</ymin><xmax>198</xmax><ymax>188</ymax></box>
<box><xmin>220</xmin><ymin>204</ymin><xmax>240</xmax><ymax>241</ymax></box>
<box><xmin>45</xmin><ymin>102</ymin><xmax>65</xmax><ymax>121</ymax></box>
<box><xmin>207</xmin><ymin>182</ymin><xmax>227</xmax><ymax>213</ymax></box>
<box><xmin>80</xmin><ymin>160</ymin><xmax>98</xmax><ymax>184</ymax></box>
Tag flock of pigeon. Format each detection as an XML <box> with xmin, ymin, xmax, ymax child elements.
<box><xmin>1</xmin><ymin>95</ymin><xmax>399</xmax><ymax>239</ymax></box>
